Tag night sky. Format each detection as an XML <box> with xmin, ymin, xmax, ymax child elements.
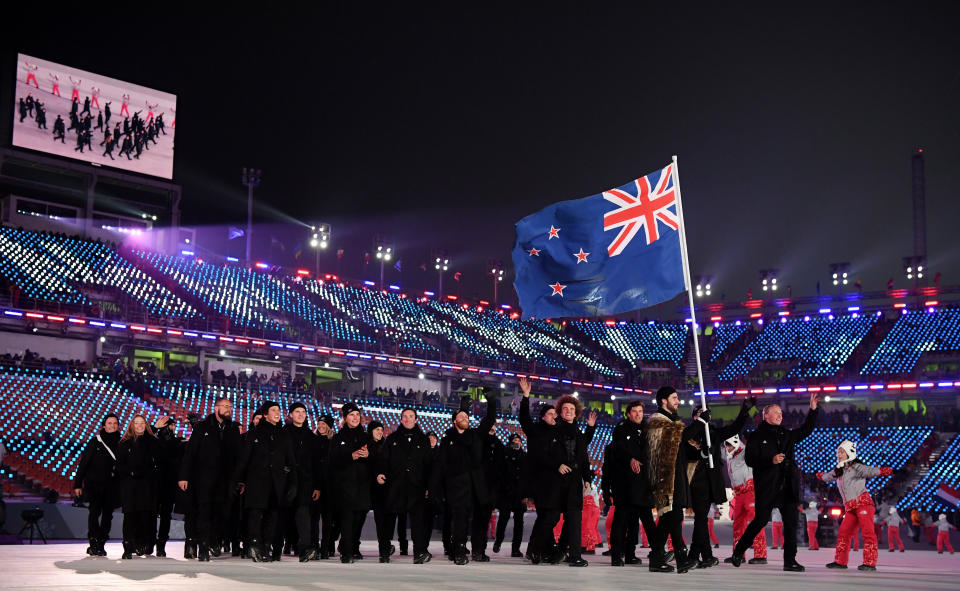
<box><xmin>6</xmin><ymin>3</ymin><xmax>960</xmax><ymax>312</ymax></box>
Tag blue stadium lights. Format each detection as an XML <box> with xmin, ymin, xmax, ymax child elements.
<box><xmin>3</xmin><ymin>310</ymin><xmax>23</xmax><ymax>317</ymax></box>
<box><xmin>226</xmin><ymin>256</ymin><xmax>239</xmax><ymax>263</ymax></box>
<box><xmin>109</xmin><ymin>323</ymin><xmax>126</xmax><ymax>329</ymax></box>
<box><xmin>181</xmin><ymin>250</ymin><xmax>195</xmax><ymax>256</ymax></box>
<box><xmin>847</xmin><ymin>306</ymin><xmax>860</xmax><ymax>312</ymax></box>
<box><xmin>88</xmin><ymin>320</ymin><xmax>106</xmax><ymax>327</ymax></box>
<box><xmin>819</xmin><ymin>308</ymin><xmax>832</xmax><ymax>314</ymax></box>
<box><xmin>364</xmin><ymin>281</ymin><xmax>376</xmax><ymax>286</ymax></box>
<box><xmin>389</xmin><ymin>285</ymin><xmax>400</xmax><ymax>291</ymax></box>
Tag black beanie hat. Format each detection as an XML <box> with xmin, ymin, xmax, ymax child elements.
<box><xmin>655</xmin><ymin>386</ymin><xmax>676</xmax><ymax>407</ymax></box>
<box><xmin>318</xmin><ymin>414</ymin><xmax>335</xmax><ymax>428</ymax></box>
<box><xmin>289</xmin><ymin>402</ymin><xmax>306</xmax><ymax>414</ymax></box>
<box><xmin>367</xmin><ymin>420</ymin><xmax>384</xmax><ymax>433</ymax></box>
<box><xmin>257</xmin><ymin>400</ymin><xmax>279</xmax><ymax>416</ymax></box>
<box><xmin>508</xmin><ymin>432</ymin><xmax>522</xmax><ymax>442</ymax></box>
<box><xmin>101</xmin><ymin>413</ymin><xmax>119</xmax><ymax>427</ymax></box>
<box><xmin>341</xmin><ymin>402</ymin><xmax>360</xmax><ymax>418</ymax></box>
<box><xmin>538</xmin><ymin>404</ymin><xmax>555</xmax><ymax>419</ymax></box>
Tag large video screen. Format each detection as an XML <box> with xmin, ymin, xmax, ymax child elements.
<box><xmin>13</xmin><ymin>53</ymin><xmax>177</xmax><ymax>180</ymax></box>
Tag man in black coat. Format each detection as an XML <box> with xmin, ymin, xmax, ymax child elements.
<box><xmin>683</xmin><ymin>397</ymin><xmax>754</xmax><ymax>568</ymax></box>
<box><xmin>645</xmin><ymin>386</ymin><xmax>699</xmax><ymax>574</ymax></box>
<box><xmin>73</xmin><ymin>413</ymin><xmax>121</xmax><ymax>557</ymax></box>
<box><xmin>310</xmin><ymin>415</ymin><xmax>336</xmax><ymax>559</ymax></box>
<box><xmin>330</xmin><ymin>402</ymin><xmax>373</xmax><ymax>563</ymax></box>
<box><xmin>376</xmin><ymin>407</ymin><xmax>433</xmax><ymax>564</ymax></box>
<box><xmin>729</xmin><ymin>392</ymin><xmax>820</xmax><ymax>571</ymax></box>
<box><xmin>431</xmin><ymin>394</ymin><xmax>497</xmax><ymax>565</ymax></box>
<box><xmin>282</xmin><ymin>402</ymin><xmax>320</xmax><ymax>562</ymax></box>
<box><xmin>472</xmin><ymin>416</ymin><xmax>504</xmax><ymax>562</ymax></box>
<box><xmin>154</xmin><ymin>416</ymin><xmax>184</xmax><ymax>558</ymax></box>
<box><xmin>528</xmin><ymin>390</ymin><xmax>595</xmax><ymax>568</ymax></box>
<box><xmin>493</xmin><ymin>432</ymin><xmax>526</xmax><ymax>557</ymax></box>
<box><xmin>517</xmin><ymin>378</ymin><xmax>556</xmax><ymax>562</ymax></box>
<box><xmin>234</xmin><ymin>401</ymin><xmax>297</xmax><ymax>562</ymax></box>
<box><xmin>178</xmin><ymin>397</ymin><xmax>241</xmax><ymax>561</ymax></box>
<box><xmin>608</xmin><ymin>400</ymin><xmax>657</xmax><ymax>567</ymax></box>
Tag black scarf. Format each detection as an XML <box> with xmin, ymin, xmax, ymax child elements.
<box><xmin>98</xmin><ymin>429</ymin><xmax>120</xmax><ymax>450</ymax></box>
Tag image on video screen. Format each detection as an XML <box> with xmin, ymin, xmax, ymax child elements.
<box><xmin>13</xmin><ymin>53</ymin><xmax>177</xmax><ymax>179</ymax></box>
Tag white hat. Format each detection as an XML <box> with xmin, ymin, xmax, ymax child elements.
<box><xmin>940</xmin><ymin>513</ymin><xmax>947</xmax><ymax>520</ymax></box>
<box><xmin>808</xmin><ymin>501</ymin><xmax>817</xmax><ymax>509</ymax></box>
<box><xmin>724</xmin><ymin>434</ymin><xmax>743</xmax><ymax>459</ymax></box>
<box><xmin>836</xmin><ymin>440</ymin><xmax>857</xmax><ymax>468</ymax></box>
<box><xmin>889</xmin><ymin>507</ymin><xmax>897</xmax><ymax>515</ymax></box>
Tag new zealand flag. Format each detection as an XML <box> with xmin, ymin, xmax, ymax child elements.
<box><xmin>512</xmin><ymin>162</ymin><xmax>686</xmax><ymax>319</ymax></box>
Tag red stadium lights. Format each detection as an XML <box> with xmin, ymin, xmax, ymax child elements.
<box><xmin>605</xmin><ymin>320</ymin><xmax>616</xmax><ymax>326</ymax></box>
<box><xmin>255</xmin><ymin>262</ymin><xmax>269</xmax><ymax>269</ymax></box>
<box><xmin>749</xmin><ymin>313</ymin><xmax>762</xmax><ymax>319</ymax></box>
<box><xmin>296</xmin><ymin>269</ymin><xmax>310</xmax><ymax>276</ymax></box>
<box><xmin>46</xmin><ymin>315</ymin><xmax>65</xmax><ymax>322</ymax></box>
<box><xmin>925</xmin><ymin>300</ymin><xmax>939</xmax><ymax>307</ymax></box>
<box><xmin>25</xmin><ymin>312</ymin><xmax>44</xmax><ymax>319</ymax></box>
<box><xmin>710</xmin><ymin>316</ymin><xmax>722</xmax><ymax>322</ymax></box>
<box><xmin>447</xmin><ymin>295</ymin><xmax>458</xmax><ymax>300</ymax></box>
<box><xmin>830</xmin><ymin>508</ymin><xmax>843</xmax><ymax>517</ymax></box>
<box><xmin>894</xmin><ymin>303</ymin><xmax>907</xmax><ymax>309</ymax></box>
<box><xmin>479</xmin><ymin>300</ymin><xmax>489</xmax><ymax>306</ymax></box>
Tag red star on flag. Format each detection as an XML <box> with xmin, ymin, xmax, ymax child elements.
<box><xmin>549</xmin><ymin>282</ymin><xmax>566</xmax><ymax>296</ymax></box>
<box><xmin>548</xmin><ymin>225</ymin><xmax>561</xmax><ymax>239</ymax></box>
<box><xmin>528</xmin><ymin>247</ymin><xmax>541</xmax><ymax>256</ymax></box>
<box><xmin>573</xmin><ymin>248</ymin><xmax>590</xmax><ymax>264</ymax></box>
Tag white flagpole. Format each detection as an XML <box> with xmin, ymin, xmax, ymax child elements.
<box><xmin>670</xmin><ymin>154</ymin><xmax>713</xmax><ymax>467</ymax></box>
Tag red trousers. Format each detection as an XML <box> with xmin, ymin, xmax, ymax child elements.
<box><xmin>708</xmin><ymin>518</ymin><xmax>718</xmax><ymax>545</ymax></box>
<box><xmin>121</xmin><ymin>104</ymin><xmax>129</xmax><ymax>117</ymax></box>
<box><xmin>887</xmin><ymin>526</ymin><xmax>904</xmax><ymax>551</ymax></box>
<box><xmin>834</xmin><ymin>493</ymin><xmax>879</xmax><ymax>566</ymax></box>
<box><xmin>771</xmin><ymin>522</ymin><xmax>783</xmax><ymax>548</ymax></box>
<box><xmin>26</xmin><ymin>73</ymin><xmax>38</xmax><ymax>87</ymax></box>
<box><xmin>51</xmin><ymin>84</ymin><xmax>60</xmax><ymax>96</ymax></box>
<box><xmin>806</xmin><ymin>521</ymin><xmax>819</xmax><ymax>550</ymax></box>
<box><xmin>731</xmin><ymin>484</ymin><xmax>767</xmax><ymax>558</ymax></box>
<box><xmin>605</xmin><ymin>505</ymin><xmax>614</xmax><ymax>544</ymax></box>
<box><xmin>937</xmin><ymin>531</ymin><xmax>955</xmax><ymax>554</ymax></box>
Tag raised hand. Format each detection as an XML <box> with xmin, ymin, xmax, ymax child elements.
<box><xmin>519</xmin><ymin>377</ymin><xmax>531</xmax><ymax>397</ymax></box>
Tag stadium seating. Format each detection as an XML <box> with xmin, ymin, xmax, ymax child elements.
<box><xmin>710</xmin><ymin>321</ymin><xmax>750</xmax><ymax>362</ymax></box>
<box><xmin>898</xmin><ymin>434</ymin><xmax>960</xmax><ymax>513</ymax></box>
<box><xmin>0</xmin><ymin>367</ymin><xmax>166</xmax><ymax>495</ymax></box>
<box><xmin>795</xmin><ymin>425</ymin><xmax>933</xmax><ymax>493</ymax></box>
<box><xmin>570</xmin><ymin>320</ymin><xmax>688</xmax><ymax>369</ymax></box>
<box><xmin>133</xmin><ymin>251</ymin><xmax>370</xmax><ymax>343</ymax></box>
<box><xmin>0</xmin><ymin>227</ymin><xmax>198</xmax><ymax>317</ymax></box>
<box><xmin>717</xmin><ymin>314</ymin><xmax>877</xmax><ymax>380</ymax></box>
<box><xmin>862</xmin><ymin>308</ymin><xmax>960</xmax><ymax>375</ymax></box>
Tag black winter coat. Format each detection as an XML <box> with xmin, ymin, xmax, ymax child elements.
<box><xmin>314</xmin><ymin>434</ymin><xmax>333</xmax><ymax>506</ymax></box>
<box><xmin>233</xmin><ymin>420</ymin><xmax>297</xmax><ymax>510</ymax></box>
<box><xmin>685</xmin><ymin>405</ymin><xmax>751</xmax><ymax>505</ymax></box>
<box><xmin>497</xmin><ymin>445</ymin><xmax>526</xmax><ymax>508</ymax></box>
<box><xmin>73</xmin><ymin>429</ymin><xmax>121</xmax><ymax>506</ymax></box>
<box><xmin>480</xmin><ymin>432</ymin><xmax>504</xmax><ymax>503</ymax></box>
<box><xmin>600</xmin><ymin>443</ymin><xmax>618</xmax><ymax>507</ymax></box>
<box><xmin>329</xmin><ymin>424</ymin><xmax>373</xmax><ymax>511</ymax></box>
<box><xmin>530</xmin><ymin>418</ymin><xmax>595</xmax><ymax>509</ymax></box>
<box><xmin>284</xmin><ymin>423</ymin><xmax>317</xmax><ymax>506</ymax></box>
<box><xmin>117</xmin><ymin>434</ymin><xmax>159</xmax><ymax>513</ymax></box>
<box><xmin>612</xmin><ymin>419</ymin><xmax>652</xmax><ymax>507</ymax></box>
<box><xmin>378</xmin><ymin>424</ymin><xmax>432</xmax><ymax>513</ymax></box>
<box><xmin>179</xmin><ymin>414</ymin><xmax>241</xmax><ymax>502</ymax></box>
<box><xmin>431</xmin><ymin>398</ymin><xmax>497</xmax><ymax>507</ymax></box>
<box><xmin>155</xmin><ymin>428</ymin><xmax>184</xmax><ymax>504</ymax></box>
<box><xmin>746</xmin><ymin>407</ymin><xmax>819</xmax><ymax>507</ymax></box>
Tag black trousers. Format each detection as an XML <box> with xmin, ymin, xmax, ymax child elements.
<box><xmin>734</xmin><ymin>496</ymin><xmax>800</xmax><ymax>563</ymax></box>
<box><xmin>282</xmin><ymin>503</ymin><xmax>312</xmax><ymax>552</ymax></box>
<box><xmin>688</xmin><ymin>495</ymin><xmax>714</xmax><ymax>561</ymax></box>
<box><xmin>122</xmin><ymin>510</ymin><xmax>155</xmax><ymax>547</ymax></box>
<box><xmin>396</xmin><ymin>512</ymin><xmax>408</xmax><ymax>548</ymax></box>
<box><xmin>338</xmin><ymin>508</ymin><xmax>367</xmax><ymax>558</ymax></box>
<box><xmin>156</xmin><ymin>495</ymin><xmax>175</xmax><ymax>541</ymax></box>
<box><xmin>610</xmin><ymin>503</ymin><xmax>654</xmax><ymax>559</ymax></box>
<box><xmin>86</xmin><ymin>494</ymin><xmax>114</xmax><ymax>541</ymax></box>
<box><xmin>652</xmin><ymin>508</ymin><xmax>685</xmax><ymax>558</ymax></box>
<box><xmin>380</xmin><ymin>502</ymin><xmax>429</xmax><ymax>555</ymax></box>
<box><xmin>446</xmin><ymin>502</ymin><xmax>472</xmax><ymax>555</ymax></box>
<box><xmin>373</xmin><ymin>504</ymin><xmax>392</xmax><ymax>556</ymax></box>
<box><xmin>532</xmin><ymin>483</ymin><xmax>583</xmax><ymax>560</ymax></box>
<box><xmin>247</xmin><ymin>488</ymin><xmax>281</xmax><ymax>546</ymax></box>
<box><xmin>310</xmin><ymin>498</ymin><xmax>337</xmax><ymax>553</ymax></box>
<box><xmin>471</xmin><ymin>503</ymin><xmax>495</xmax><ymax>555</ymax></box>
<box><xmin>495</xmin><ymin>504</ymin><xmax>526</xmax><ymax>552</ymax></box>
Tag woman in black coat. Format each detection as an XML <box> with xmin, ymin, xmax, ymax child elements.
<box><xmin>329</xmin><ymin>402</ymin><xmax>373</xmax><ymax>563</ymax></box>
<box><xmin>116</xmin><ymin>415</ymin><xmax>160</xmax><ymax>559</ymax></box>
<box><xmin>233</xmin><ymin>401</ymin><xmax>296</xmax><ymax>562</ymax></box>
<box><xmin>73</xmin><ymin>413</ymin><xmax>121</xmax><ymax>557</ymax></box>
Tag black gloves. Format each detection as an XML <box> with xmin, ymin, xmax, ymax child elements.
<box><xmin>742</xmin><ymin>396</ymin><xmax>758</xmax><ymax>410</ymax></box>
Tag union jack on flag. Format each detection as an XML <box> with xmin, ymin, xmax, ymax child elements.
<box><xmin>603</xmin><ymin>163</ymin><xmax>679</xmax><ymax>256</ymax></box>
<box><xmin>512</xmin><ymin>160</ymin><xmax>687</xmax><ymax>320</ymax></box>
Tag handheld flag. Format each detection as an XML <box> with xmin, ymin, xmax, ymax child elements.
<box><xmin>512</xmin><ymin>162</ymin><xmax>685</xmax><ymax>319</ymax></box>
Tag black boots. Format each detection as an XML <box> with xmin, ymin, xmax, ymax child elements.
<box><xmin>121</xmin><ymin>541</ymin><xmax>135</xmax><ymax>560</ymax></box>
<box><xmin>400</xmin><ymin>540</ymin><xmax>409</xmax><ymax>556</ymax></box>
<box><xmin>674</xmin><ymin>547</ymin><xmax>697</xmax><ymax>574</ymax></box>
<box><xmin>156</xmin><ymin>539</ymin><xmax>167</xmax><ymax>558</ymax></box>
<box><xmin>413</xmin><ymin>551</ymin><xmax>432</xmax><ymax>564</ymax></box>
<box><xmin>300</xmin><ymin>547</ymin><xmax>319</xmax><ymax>562</ymax></box>
<box><xmin>249</xmin><ymin>540</ymin><xmax>266</xmax><ymax>562</ymax></box>
<box><xmin>198</xmin><ymin>541</ymin><xmax>210</xmax><ymax>562</ymax></box>
<box><xmin>184</xmin><ymin>539</ymin><xmax>198</xmax><ymax>560</ymax></box>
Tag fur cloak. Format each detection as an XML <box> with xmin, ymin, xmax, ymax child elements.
<box><xmin>646</xmin><ymin>412</ymin><xmax>687</xmax><ymax>514</ymax></box>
